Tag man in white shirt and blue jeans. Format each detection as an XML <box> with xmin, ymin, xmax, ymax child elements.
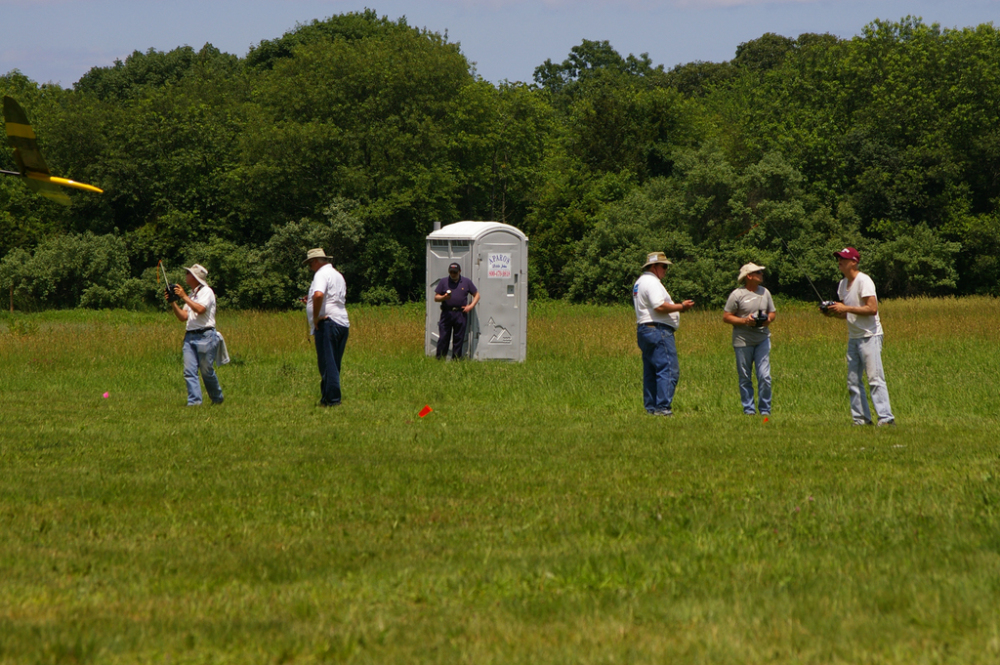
<box><xmin>168</xmin><ymin>264</ymin><xmax>224</xmax><ymax>406</ymax></box>
<box><xmin>305</xmin><ymin>248</ymin><xmax>350</xmax><ymax>407</ymax></box>
<box><xmin>824</xmin><ymin>247</ymin><xmax>895</xmax><ymax>426</ymax></box>
<box><xmin>633</xmin><ymin>252</ymin><xmax>695</xmax><ymax>416</ymax></box>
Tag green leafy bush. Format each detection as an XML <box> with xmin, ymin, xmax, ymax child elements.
<box><xmin>0</xmin><ymin>233</ymin><xmax>140</xmax><ymax>310</ymax></box>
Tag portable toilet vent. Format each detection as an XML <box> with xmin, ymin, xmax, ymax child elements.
<box><xmin>425</xmin><ymin>221</ymin><xmax>528</xmax><ymax>361</ymax></box>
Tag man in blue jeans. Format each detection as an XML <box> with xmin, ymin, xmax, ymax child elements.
<box><xmin>824</xmin><ymin>247</ymin><xmax>895</xmax><ymax>426</ymax></box>
<box><xmin>632</xmin><ymin>252</ymin><xmax>695</xmax><ymax>416</ymax></box>
<box><xmin>305</xmin><ymin>248</ymin><xmax>350</xmax><ymax>407</ymax></box>
<box><xmin>167</xmin><ymin>264</ymin><xmax>224</xmax><ymax>406</ymax></box>
<box><xmin>723</xmin><ymin>263</ymin><xmax>776</xmax><ymax>415</ymax></box>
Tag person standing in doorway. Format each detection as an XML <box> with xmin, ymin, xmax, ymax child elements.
<box><xmin>434</xmin><ymin>262</ymin><xmax>479</xmax><ymax>359</ymax></box>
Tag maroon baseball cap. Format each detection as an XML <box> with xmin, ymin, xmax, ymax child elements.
<box><xmin>833</xmin><ymin>247</ymin><xmax>860</xmax><ymax>261</ymax></box>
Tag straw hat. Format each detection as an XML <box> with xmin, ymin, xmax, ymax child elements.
<box><xmin>302</xmin><ymin>248</ymin><xmax>333</xmax><ymax>264</ymax></box>
<box><xmin>737</xmin><ymin>263</ymin><xmax>766</xmax><ymax>284</ymax></box>
<box><xmin>184</xmin><ymin>264</ymin><xmax>209</xmax><ymax>287</ymax></box>
<box><xmin>642</xmin><ymin>251</ymin><xmax>673</xmax><ymax>270</ymax></box>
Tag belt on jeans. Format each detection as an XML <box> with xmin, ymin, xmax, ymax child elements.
<box><xmin>187</xmin><ymin>327</ymin><xmax>214</xmax><ymax>334</ymax></box>
<box><xmin>641</xmin><ymin>322</ymin><xmax>675</xmax><ymax>331</ymax></box>
<box><xmin>442</xmin><ymin>306</ymin><xmax>464</xmax><ymax>312</ymax></box>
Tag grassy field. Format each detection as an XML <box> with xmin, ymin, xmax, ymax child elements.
<box><xmin>1</xmin><ymin>298</ymin><xmax>998</xmax><ymax>664</ymax></box>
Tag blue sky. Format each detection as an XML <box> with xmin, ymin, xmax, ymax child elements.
<box><xmin>1</xmin><ymin>0</ymin><xmax>998</xmax><ymax>87</ymax></box>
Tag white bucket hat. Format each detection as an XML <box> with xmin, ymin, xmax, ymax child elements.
<box><xmin>184</xmin><ymin>264</ymin><xmax>209</xmax><ymax>287</ymax></box>
<box><xmin>642</xmin><ymin>251</ymin><xmax>673</xmax><ymax>270</ymax></box>
<box><xmin>738</xmin><ymin>263</ymin><xmax>766</xmax><ymax>284</ymax></box>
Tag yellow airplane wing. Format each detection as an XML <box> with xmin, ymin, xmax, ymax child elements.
<box><xmin>3</xmin><ymin>95</ymin><xmax>102</xmax><ymax>205</ymax></box>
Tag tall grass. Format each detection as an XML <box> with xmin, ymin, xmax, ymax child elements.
<box><xmin>0</xmin><ymin>298</ymin><xmax>998</xmax><ymax>663</ymax></box>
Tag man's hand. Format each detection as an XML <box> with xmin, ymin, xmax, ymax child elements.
<box><xmin>828</xmin><ymin>302</ymin><xmax>847</xmax><ymax>315</ymax></box>
<box><xmin>173</xmin><ymin>284</ymin><xmax>190</xmax><ymax>304</ymax></box>
<box><xmin>681</xmin><ymin>300</ymin><xmax>695</xmax><ymax>311</ymax></box>
<box><xmin>462</xmin><ymin>304</ymin><xmax>474</xmax><ymax>313</ymax></box>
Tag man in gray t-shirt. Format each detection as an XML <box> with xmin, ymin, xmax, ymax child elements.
<box><xmin>723</xmin><ymin>263</ymin><xmax>776</xmax><ymax>415</ymax></box>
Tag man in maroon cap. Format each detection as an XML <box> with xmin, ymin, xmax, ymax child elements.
<box><xmin>824</xmin><ymin>247</ymin><xmax>895</xmax><ymax>425</ymax></box>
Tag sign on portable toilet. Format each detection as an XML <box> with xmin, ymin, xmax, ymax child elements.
<box><xmin>425</xmin><ymin>221</ymin><xmax>528</xmax><ymax>361</ymax></box>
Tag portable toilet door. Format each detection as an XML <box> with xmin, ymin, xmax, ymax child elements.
<box><xmin>425</xmin><ymin>221</ymin><xmax>528</xmax><ymax>361</ymax></box>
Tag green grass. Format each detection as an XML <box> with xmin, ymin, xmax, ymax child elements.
<box><xmin>1</xmin><ymin>299</ymin><xmax>999</xmax><ymax>663</ymax></box>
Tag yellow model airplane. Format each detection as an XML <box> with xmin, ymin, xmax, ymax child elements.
<box><xmin>2</xmin><ymin>95</ymin><xmax>103</xmax><ymax>205</ymax></box>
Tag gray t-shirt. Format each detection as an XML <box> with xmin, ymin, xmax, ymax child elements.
<box><xmin>724</xmin><ymin>286</ymin><xmax>775</xmax><ymax>347</ymax></box>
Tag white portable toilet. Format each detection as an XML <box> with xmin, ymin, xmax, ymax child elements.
<box><xmin>425</xmin><ymin>221</ymin><xmax>528</xmax><ymax>361</ymax></box>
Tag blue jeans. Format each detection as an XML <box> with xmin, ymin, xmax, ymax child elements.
<box><xmin>315</xmin><ymin>319</ymin><xmax>349</xmax><ymax>405</ymax></box>
<box><xmin>734</xmin><ymin>339</ymin><xmax>771</xmax><ymax>415</ymax></box>
<box><xmin>637</xmin><ymin>324</ymin><xmax>679</xmax><ymax>413</ymax></box>
<box><xmin>847</xmin><ymin>335</ymin><xmax>894</xmax><ymax>424</ymax></box>
<box><xmin>182</xmin><ymin>330</ymin><xmax>223</xmax><ymax>406</ymax></box>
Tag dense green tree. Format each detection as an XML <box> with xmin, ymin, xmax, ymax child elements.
<box><xmin>664</xmin><ymin>61</ymin><xmax>736</xmax><ymax>97</ymax></box>
<box><xmin>733</xmin><ymin>33</ymin><xmax>798</xmax><ymax>72</ymax></box>
<box><xmin>0</xmin><ymin>232</ymin><xmax>143</xmax><ymax>309</ymax></box>
<box><xmin>246</xmin><ymin>10</ymin><xmax>405</xmax><ymax>70</ymax></box>
<box><xmin>524</xmin><ymin>41</ymin><xmax>703</xmax><ymax>298</ymax></box>
<box><xmin>533</xmin><ymin>39</ymin><xmax>669</xmax><ymax>101</ymax></box>
<box><xmin>245</xmin><ymin>20</ymin><xmax>480</xmax><ymax>301</ymax></box>
<box><xmin>76</xmin><ymin>44</ymin><xmax>242</xmax><ymax>102</ymax></box>
<box><xmin>3</xmin><ymin>14</ymin><xmax>999</xmax><ymax>309</ymax></box>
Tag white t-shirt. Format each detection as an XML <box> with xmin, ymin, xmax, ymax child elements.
<box><xmin>309</xmin><ymin>264</ymin><xmax>350</xmax><ymax>328</ymax></box>
<box><xmin>837</xmin><ymin>271</ymin><xmax>882</xmax><ymax>339</ymax></box>
<box><xmin>184</xmin><ymin>285</ymin><xmax>216</xmax><ymax>330</ymax></box>
<box><xmin>633</xmin><ymin>271</ymin><xmax>680</xmax><ymax>329</ymax></box>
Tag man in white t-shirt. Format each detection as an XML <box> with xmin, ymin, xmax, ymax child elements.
<box><xmin>304</xmin><ymin>248</ymin><xmax>350</xmax><ymax>407</ymax></box>
<box><xmin>824</xmin><ymin>247</ymin><xmax>895</xmax><ymax>425</ymax></box>
<box><xmin>167</xmin><ymin>263</ymin><xmax>224</xmax><ymax>406</ymax></box>
<box><xmin>633</xmin><ymin>252</ymin><xmax>695</xmax><ymax>416</ymax></box>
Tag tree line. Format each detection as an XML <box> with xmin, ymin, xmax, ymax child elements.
<box><xmin>1</xmin><ymin>11</ymin><xmax>997</xmax><ymax>310</ymax></box>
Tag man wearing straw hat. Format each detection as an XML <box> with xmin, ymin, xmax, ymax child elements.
<box><xmin>633</xmin><ymin>252</ymin><xmax>695</xmax><ymax>416</ymax></box>
<box><xmin>167</xmin><ymin>264</ymin><xmax>224</xmax><ymax>406</ymax></box>
<box><xmin>723</xmin><ymin>263</ymin><xmax>776</xmax><ymax>416</ymax></box>
<box><xmin>304</xmin><ymin>248</ymin><xmax>350</xmax><ymax>407</ymax></box>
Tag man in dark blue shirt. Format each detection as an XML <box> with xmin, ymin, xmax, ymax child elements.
<box><xmin>434</xmin><ymin>262</ymin><xmax>480</xmax><ymax>359</ymax></box>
